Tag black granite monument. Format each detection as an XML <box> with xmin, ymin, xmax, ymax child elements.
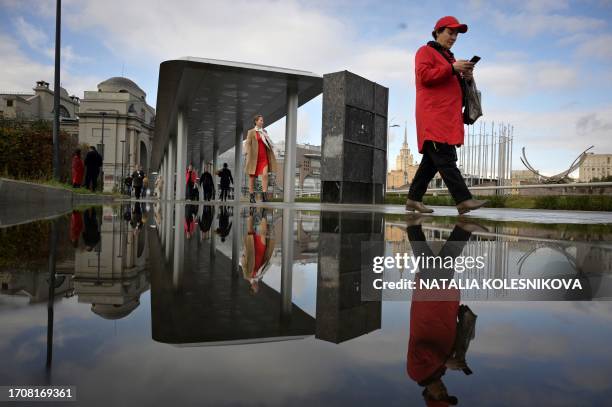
<box><xmin>321</xmin><ymin>71</ymin><xmax>389</xmax><ymax>204</ymax></box>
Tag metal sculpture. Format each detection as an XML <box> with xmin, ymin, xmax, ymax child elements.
<box><xmin>520</xmin><ymin>145</ymin><xmax>594</xmax><ymax>183</ymax></box>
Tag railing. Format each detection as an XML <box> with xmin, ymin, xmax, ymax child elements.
<box><xmin>386</xmin><ymin>181</ymin><xmax>612</xmax><ymax>194</ymax></box>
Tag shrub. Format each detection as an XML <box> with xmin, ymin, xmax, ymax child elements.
<box><xmin>0</xmin><ymin>119</ymin><xmax>78</xmax><ymax>183</ymax></box>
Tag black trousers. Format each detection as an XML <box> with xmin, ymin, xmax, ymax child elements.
<box><xmin>219</xmin><ymin>188</ymin><xmax>229</xmax><ymax>201</ymax></box>
<box><xmin>408</xmin><ymin>141</ymin><xmax>472</xmax><ymax>204</ymax></box>
<box><xmin>203</xmin><ymin>187</ymin><xmax>213</xmax><ymax>201</ymax></box>
<box><xmin>134</xmin><ymin>186</ymin><xmax>142</xmax><ymax>199</ymax></box>
<box><xmin>85</xmin><ymin>171</ymin><xmax>98</xmax><ymax>191</ymax></box>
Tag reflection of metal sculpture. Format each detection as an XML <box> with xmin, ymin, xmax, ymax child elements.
<box><xmin>517</xmin><ymin>243</ymin><xmax>581</xmax><ymax>276</ymax></box>
<box><xmin>520</xmin><ymin>145</ymin><xmax>594</xmax><ymax>183</ymax></box>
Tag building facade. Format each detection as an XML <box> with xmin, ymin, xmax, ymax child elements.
<box><xmin>271</xmin><ymin>141</ymin><xmax>321</xmax><ymax>196</ymax></box>
<box><xmin>78</xmin><ymin>77</ymin><xmax>155</xmax><ymax>192</ymax></box>
<box><xmin>579</xmin><ymin>153</ymin><xmax>612</xmax><ymax>182</ymax></box>
<box><xmin>0</xmin><ymin>80</ymin><xmax>80</xmax><ymax>137</ymax></box>
<box><xmin>511</xmin><ymin>169</ymin><xmax>540</xmax><ymax>194</ymax></box>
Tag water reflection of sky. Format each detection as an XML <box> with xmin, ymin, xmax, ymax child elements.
<box><xmin>0</xmin><ymin>205</ymin><xmax>611</xmax><ymax>406</ymax></box>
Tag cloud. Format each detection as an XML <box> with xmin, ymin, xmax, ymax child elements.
<box><xmin>576</xmin><ymin>112</ymin><xmax>612</xmax><ymax>137</ymax></box>
<box><xmin>576</xmin><ymin>34</ymin><xmax>612</xmax><ymax>60</ymax></box>
<box><xmin>12</xmin><ymin>16</ymin><xmax>89</xmax><ymax>64</ymax></box>
<box><xmin>54</xmin><ymin>0</ymin><xmax>417</xmax><ymax>91</ymax></box>
<box><xmin>476</xmin><ymin>61</ymin><xmax>578</xmax><ymax>97</ymax></box>
<box><xmin>521</xmin><ymin>0</ymin><xmax>570</xmax><ymax>13</ymax></box>
<box><xmin>0</xmin><ymin>34</ymin><xmax>53</xmax><ymax>92</ymax></box>
<box><xmin>0</xmin><ymin>34</ymin><xmax>100</xmax><ymax>98</ymax></box>
<box><xmin>14</xmin><ymin>16</ymin><xmax>47</xmax><ymax>50</ymax></box>
<box><xmin>490</xmin><ymin>10</ymin><xmax>605</xmax><ymax>38</ymax></box>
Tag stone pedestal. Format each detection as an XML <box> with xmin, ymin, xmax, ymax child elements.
<box><xmin>321</xmin><ymin>71</ymin><xmax>388</xmax><ymax>204</ymax></box>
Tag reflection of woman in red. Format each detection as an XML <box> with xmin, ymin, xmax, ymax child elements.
<box><xmin>244</xmin><ymin>115</ymin><xmax>277</xmax><ymax>203</ymax></box>
<box><xmin>240</xmin><ymin>209</ymin><xmax>275</xmax><ymax>294</ymax></box>
<box><xmin>406</xmin><ymin>219</ymin><xmax>481</xmax><ymax>406</ymax></box>
<box><xmin>184</xmin><ymin>204</ymin><xmax>197</xmax><ymax>239</ymax></box>
<box><xmin>70</xmin><ymin>210</ymin><xmax>83</xmax><ymax>248</ymax></box>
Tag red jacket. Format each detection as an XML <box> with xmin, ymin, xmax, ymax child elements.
<box><xmin>70</xmin><ymin>210</ymin><xmax>83</xmax><ymax>244</ymax></box>
<box><xmin>407</xmin><ymin>277</ymin><xmax>459</xmax><ymax>385</ymax></box>
<box><xmin>415</xmin><ymin>44</ymin><xmax>464</xmax><ymax>153</ymax></box>
<box><xmin>185</xmin><ymin>169</ymin><xmax>197</xmax><ymax>185</ymax></box>
<box><xmin>72</xmin><ymin>155</ymin><xmax>84</xmax><ymax>185</ymax></box>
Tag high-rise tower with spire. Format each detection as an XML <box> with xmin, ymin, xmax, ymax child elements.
<box><xmin>387</xmin><ymin>122</ymin><xmax>419</xmax><ymax>189</ymax></box>
<box><xmin>395</xmin><ymin>121</ymin><xmax>414</xmax><ymax>172</ymax></box>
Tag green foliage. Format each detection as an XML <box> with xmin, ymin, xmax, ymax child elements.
<box><xmin>0</xmin><ymin>119</ymin><xmax>78</xmax><ymax>183</ymax></box>
<box><xmin>534</xmin><ymin>195</ymin><xmax>612</xmax><ymax>211</ymax></box>
<box><xmin>591</xmin><ymin>176</ymin><xmax>612</xmax><ymax>182</ymax></box>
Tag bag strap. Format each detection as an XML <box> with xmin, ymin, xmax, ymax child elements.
<box><xmin>426</xmin><ymin>42</ymin><xmax>466</xmax><ymax>104</ymax></box>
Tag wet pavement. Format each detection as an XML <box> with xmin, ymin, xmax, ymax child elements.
<box><xmin>1</xmin><ymin>203</ymin><xmax>612</xmax><ymax>406</ymax></box>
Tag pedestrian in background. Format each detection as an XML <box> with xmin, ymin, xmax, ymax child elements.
<box><xmin>200</xmin><ymin>164</ymin><xmax>215</xmax><ymax>201</ymax></box>
<box><xmin>71</xmin><ymin>149</ymin><xmax>84</xmax><ymax>188</ymax></box>
<box><xmin>84</xmin><ymin>146</ymin><xmax>103</xmax><ymax>191</ymax></box>
<box><xmin>124</xmin><ymin>175</ymin><xmax>133</xmax><ymax>197</ymax></box>
<box><xmin>185</xmin><ymin>164</ymin><xmax>198</xmax><ymax>200</ymax></box>
<box><xmin>217</xmin><ymin>163</ymin><xmax>234</xmax><ymax>202</ymax></box>
<box><xmin>132</xmin><ymin>165</ymin><xmax>145</xmax><ymax>199</ymax></box>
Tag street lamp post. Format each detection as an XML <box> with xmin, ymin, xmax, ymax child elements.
<box><xmin>52</xmin><ymin>0</ymin><xmax>61</xmax><ymax>181</ymax></box>
<box><xmin>100</xmin><ymin>112</ymin><xmax>107</xmax><ymax>192</ymax></box>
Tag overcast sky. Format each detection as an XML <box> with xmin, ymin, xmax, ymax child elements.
<box><xmin>1</xmin><ymin>0</ymin><xmax>611</xmax><ymax>175</ymax></box>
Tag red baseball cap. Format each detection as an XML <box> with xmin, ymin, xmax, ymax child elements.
<box><xmin>434</xmin><ymin>16</ymin><xmax>468</xmax><ymax>33</ymax></box>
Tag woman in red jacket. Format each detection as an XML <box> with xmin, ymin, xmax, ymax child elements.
<box><xmin>405</xmin><ymin>16</ymin><xmax>487</xmax><ymax>215</ymax></box>
<box><xmin>185</xmin><ymin>164</ymin><xmax>198</xmax><ymax>200</ymax></box>
<box><xmin>71</xmin><ymin>149</ymin><xmax>84</xmax><ymax>188</ymax></box>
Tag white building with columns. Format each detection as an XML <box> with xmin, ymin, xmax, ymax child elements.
<box><xmin>78</xmin><ymin>77</ymin><xmax>155</xmax><ymax>192</ymax></box>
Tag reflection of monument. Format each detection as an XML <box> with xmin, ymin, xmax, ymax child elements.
<box><xmin>316</xmin><ymin>211</ymin><xmax>383</xmax><ymax>343</ymax></box>
<box><xmin>387</xmin><ymin>123</ymin><xmax>419</xmax><ymax>189</ymax></box>
<box><xmin>73</xmin><ymin>206</ymin><xmax>150</xmax><ymax>319</ymax></box>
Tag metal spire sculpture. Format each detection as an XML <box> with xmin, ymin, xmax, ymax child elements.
<box><xmin>520</xmin><ymin>145</ymin><xmax>594</xmax><ymax>184</ymax></box>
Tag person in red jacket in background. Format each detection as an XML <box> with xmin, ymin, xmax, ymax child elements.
<box><xmin>405</xmin><ymin>16</ymin><xmax>487</xmax><ymax>215</ymax></box>
<box><xmin>185</xmin><ymin>164</ymin><xmax>198</xmax><ymax>200</ymax></box>
<box><xmin>71</xmin><ymin>149</ymin><xmax>84</xmax><ymax>188</ymax></box>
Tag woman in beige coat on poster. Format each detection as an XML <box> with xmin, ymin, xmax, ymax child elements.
<box><xmin>244</xmin><ymin>114</ymin><xmax>277</xmax><ymax>203</ymax></box>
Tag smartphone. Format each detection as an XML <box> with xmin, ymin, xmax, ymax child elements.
<box><xmin>470</xmin><ymin>55</ymin><xmax>481</xmax><ymax>64</ymax></box>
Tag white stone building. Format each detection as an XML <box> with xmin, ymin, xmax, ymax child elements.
<box><xmin>0</xmin><ymin>80</ymin><xmax>80</xmax><ymax>137</ymax></box>
<box><xmin>78</xmin><ymin>77</ymin><xmax>155</xmax><ymax>192</ymax></box>
<box><xmin>579</xmin><ymin>153</ymin><xmax>612</xmax><ymax>182</ymax></box>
